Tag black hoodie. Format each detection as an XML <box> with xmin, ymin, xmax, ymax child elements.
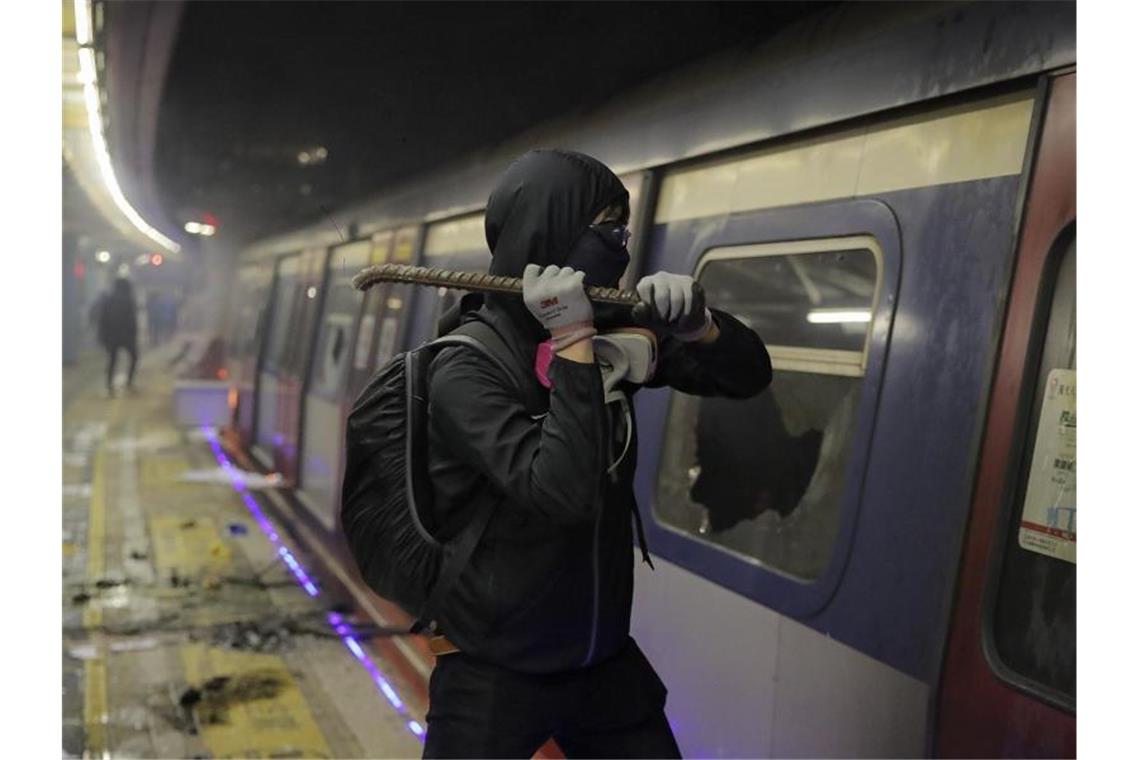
<box><xmin>426</xmin><ymin>150</ymin><xmax>772</xmax><ymax>674</ymax></box>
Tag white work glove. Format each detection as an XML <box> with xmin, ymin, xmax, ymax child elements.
<box><xmin>522</xmin><ymin>264</ymin><xmax>596</xmax><ymax>350</ymax></box>
<box><xmin>634</xmin><ymin>271</ymin><xmax>713</xmax><ymax>342</ymax></box>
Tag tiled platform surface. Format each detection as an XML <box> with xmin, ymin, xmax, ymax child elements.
<box><xmin>63</xmin><ymin>349</ymin><xmax>426</xmax><ymax>758</ymax></box>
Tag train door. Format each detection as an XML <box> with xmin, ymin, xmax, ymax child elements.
<box><xmin>629</xmin><ymin>88</ymin><xmax>1038</xmax><ymax>758</ymax></box>
<box><xmin>343</xmin><ymin>229</ymin><xmax>394</xmax><ymax>404</ymax></box>
<box><xmin>275</xmin><ymin>247</ymin><xmax>330</xmax><ymax>484</ymax></box>
<box><xmin>253</xmin><ymin>253</ymin><xmax>302</xmax><ymax>468</ymax></box>
<box><xmin>935</xmin><ymin>72</ymin><xmax>1076</xmax><ymax>757</ymax></box>
<box><xmin>226</xmin><ymin>263</ymin><xmax>273</xmax><ymax>446</ymax></box>
<box><xmin>345</xmin><ymin>224</ymin><xmax>420</xmax><ymax>402</ymax></box>
<box><xmin>298</xmin><ymin>239</ymin><xmax>373</xmax><ymax>529</ymax></box>
<box><xmin>404</xmin><ymin>213</ymin><xmax>490</xmax><ymax>348</ymax></box>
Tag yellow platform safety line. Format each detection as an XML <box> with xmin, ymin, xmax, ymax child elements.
<box><xmin>83</xmin><ymin>657</ymin><xmax>109</xmax><ymax>760</ymax></box>
<box><xmin>83</xmin><ymin>446</ymin><xmax>109</xmax><ymax>758</ymax></box>
<box><xmin>83</xmin><ymin>446</ymin><xmax>107</xmax><ymax>630</ymax></box>
<box><xmin>181</xmin><ymin>644</ymin><xmax>332</xmax><ymax>759</ymax></box>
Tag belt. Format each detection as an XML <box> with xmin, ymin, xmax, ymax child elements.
<box><xmin>428</xmin><ymin>635</ymin><xmax>459</xmax><ymax>656</ymax></box>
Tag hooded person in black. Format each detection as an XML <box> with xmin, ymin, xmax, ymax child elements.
<box><xmin>98</xmin><ymin>276</ymin><xmax>140</xmax><ymax>396</ymax></box>
<box><xmin>423</xmin><ymin>150</ymin><xmax>771</xmax><ymax>758</ymax></box>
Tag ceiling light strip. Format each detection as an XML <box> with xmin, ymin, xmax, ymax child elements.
<box><xmin>74</xmin><ymin>0</ymin><xmax>93</xmax><ymax>44</ymax></box>
<box><xmin>72</xmin><ymin>0</ymin><xmax>181</xmax><ymax>253</ymax></box>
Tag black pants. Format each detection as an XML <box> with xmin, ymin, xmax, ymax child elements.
<box><xmin>105</xmin><ymin>342</ymin><xmax>138</xmax><ymax>391</ymax></box>
<box><xmin>424</xmin><ymin>638</ymin><xmax>681</xmax><ymax>759</ymax></box>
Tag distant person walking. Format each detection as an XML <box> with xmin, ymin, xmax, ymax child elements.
<box><xmin>98</xmin><ymin>277</ymin><xmax>140</xmax><ymax>396</ymax></box>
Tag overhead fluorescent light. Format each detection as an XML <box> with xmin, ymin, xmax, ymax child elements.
<box><xmin>77</xmin><ymin>46</ymin><xmax>97</xmax><ymax>85</ymax></box>
<box><xmin>73</xmin><ymin>0</ymin><xmax>181</xmax><ymax>254</ymax></box>
<box><xmin>806</xmin><ymin>309</ymin><xmax>872</xmax><ymax>324</ymax></box>
<box><xmin>74</xmin><ymin>0</ymin><xmax>93</xmax><ymax>45</ymax></box>
<box><xmin>185</xmin><ymin>222</ymin><xmax>217</xmax><ymax>236</ymax></box>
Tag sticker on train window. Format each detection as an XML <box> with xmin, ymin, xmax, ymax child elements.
<box><xmin>313</xmin><ymin>313</ymin><xmax>354</xmax><ymax>396</ymax></box>
<box><xmin>1017</xmin><ymin>368</ymin><xmax>1076</xmax><ymax>564</ymax></box>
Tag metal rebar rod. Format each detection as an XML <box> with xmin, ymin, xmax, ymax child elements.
<box><xmin>351</xmin><ymin>263</ymin><xmax>641</xmax><ymax>306</ymax></box>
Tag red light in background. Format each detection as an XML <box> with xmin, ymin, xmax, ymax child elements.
<box><xmin>217</xmin><ymin>368</ymin><xmax>229</xmax><ymax>380</ymax></box>
<box><xmin>151</xmin><ymin>254</ymin><xmax>164</xmax><ymax>266</ymax></box>
<box><xmin>74</xmin><ymin>260</ymin><xmax>86</xmax><ymax>279</ymax></box>
<box><xmin>203</xmin><ymin>212</ymin><xmax>219</xmax><ymax>228</ymax></box>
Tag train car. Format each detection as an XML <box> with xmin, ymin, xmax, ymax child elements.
<box><xmin>221</xmin><ymin>2</ymin><xmax>1076</xmax><ymax>756</ymax></box>
<box><xmin>224</xmin><ymin>262</ymin><xmax>273</xmax><ymax>446</ymax></box>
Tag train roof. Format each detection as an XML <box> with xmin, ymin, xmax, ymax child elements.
<box><xmin>241</xmin><ymin>0</ymin><xmax>1075</xmax><ymax>263</ymax></box>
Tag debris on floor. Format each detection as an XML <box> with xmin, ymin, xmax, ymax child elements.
<box><xmin>63</xmin><ymin>351</ymin><xmax>428</xmax><ymax>758</ymax></box>
<box><xmin>94</xmin><ymin>577</ymin><xmax>128</xmax><ymax>589</ymax></box>
<box><xmin>109</xmin><ymin>637</ymin><xmax>162</xmax><ymax>654</ymax></box>
<box><xmin>185</xmin><ymin>426</ymin><xmax>219</xmax><ymax>441</ymax></box>
<box><xmin>178</xmin><ymin>468</ymin><xmax>284</xmax><ymax>490</ymax></box>
<box><xmin>209</xmin><ymin>620</ymin><xmax>293</xmax><ymax>653</ymax></box>
<box><xmin>169</xmin><ymin>570</ymin><xmax>194</xmax><ymax>588</ymax></box>
<box><xmin>105</xmin><ymin>431</ymin><xmax>182</xmax><ymax>452</ymax></box>
<box><xmin>68</xmin><ymin>643</ymin><xmax>99</xmax><ymax>661</ymax></box>
<box><xmin>178</xmin><ymin>669</ymin><xmax>289</xmax><ymax>727</ymax></box>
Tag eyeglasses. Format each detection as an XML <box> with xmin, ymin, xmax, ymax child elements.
<box><xmin>590</xmin><ymin>221</ymin><xmax>632</xmax><ymax>248</ymax></box>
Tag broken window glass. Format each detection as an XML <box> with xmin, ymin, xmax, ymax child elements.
<box><xmin>654</xmin><ymin>244</ymin><xmax>878</xmax><ymax>580</ymax></box>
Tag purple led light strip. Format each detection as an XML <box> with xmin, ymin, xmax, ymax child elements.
<box><xmin>202</xmin><ymin>428</ymin><xmax>426</xmax><ymax>742</ymax></box>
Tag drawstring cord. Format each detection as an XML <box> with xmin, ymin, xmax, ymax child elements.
<box><xmin>605</xmin><ymin>395</ymin><xmax>654</xmax><ymax>569</ymax></box>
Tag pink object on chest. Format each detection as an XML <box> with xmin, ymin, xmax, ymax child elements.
<box><xmin>534</xmin><ymin>339</ymin><xmax>555</xmax><ymax>389</ymax></box>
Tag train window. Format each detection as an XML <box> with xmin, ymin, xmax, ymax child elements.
<box><xmin>230</xmin><ymin>269</ymin><xmax>271</xmax><ymax>359</ymax></box>
<box><xmin>654</xmin><ymin>238</ymin><xmax>881</xmax><ymax>581</ymax></box>
<box><xmin>421</xmin><ymin>213</ymin><xmax>490</xmax><ymax>340</ymax></box>
<box><xmin>262</xmin><ymin>256</ymin><xmax>302</xmax><ymax>374</ymax></box>
<box><xmin>617</xmin><ymin>171</ymin><xmax>645</xmax><ymax>291</ymax></box>
<box><xmin>423</xmin><ymin>214</ymin><xmax>485</xmax><ymax>262</ymax></box>
<box><xmin>989</xmin><ymin>231</ymin><xmax>1076</xmax><ymax>702</ymax></box>
<box><xmin>281</xmin><ymin>249</ymin><xmax>332</xmax><ymax>378</ymax></box>
<box><xmin>310</xmin><ymin>241</ymin><xmax>371</xmax><ymax>400</ymax></box>
<box><xmin>373</xmin><ymin>284</ymin><xmax>411</xmax><ymax>369</ymax></box>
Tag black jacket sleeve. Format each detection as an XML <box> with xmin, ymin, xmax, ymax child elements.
<box><xmin>429</xmin><ymin>348</ymin><xmax>608</xmax><ymax>524</ymax></box>
<box><xmin>646</xmin><ymin>308</ymin><xmax>773</xmax><ymax>398</ymax></box>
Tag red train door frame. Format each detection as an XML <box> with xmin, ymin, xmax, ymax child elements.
<box><xmin>935</xmin><ymin>71</ymin><xmax>1075</xmax><ymax>757</ymax></box>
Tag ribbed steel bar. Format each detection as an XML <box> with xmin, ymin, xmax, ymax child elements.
<box><xmin>351</xmin><ymin>263</ymin><xmax>641</xmax><ymax>306</ymax></box>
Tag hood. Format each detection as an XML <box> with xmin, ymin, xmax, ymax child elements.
<box><xmin>480</xmin><ymin>150</ymin><xmax>629</xmax><ymax>345</ymax></box>
<box><xmin>485</xmin><ymin>149</ymin><xmax>628</xmax><ymax>276</ymax></box>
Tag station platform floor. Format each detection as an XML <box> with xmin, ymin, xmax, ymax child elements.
<box><xmin>62</xmin><ymin>349</ymin><xmax>430</xmax><ymax>758</ymax></box>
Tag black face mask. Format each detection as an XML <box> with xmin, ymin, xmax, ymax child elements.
<box><xmin>565</xmin><ymin>223</ymin><xmax>630</xmax><ymax>288</ymax></box>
